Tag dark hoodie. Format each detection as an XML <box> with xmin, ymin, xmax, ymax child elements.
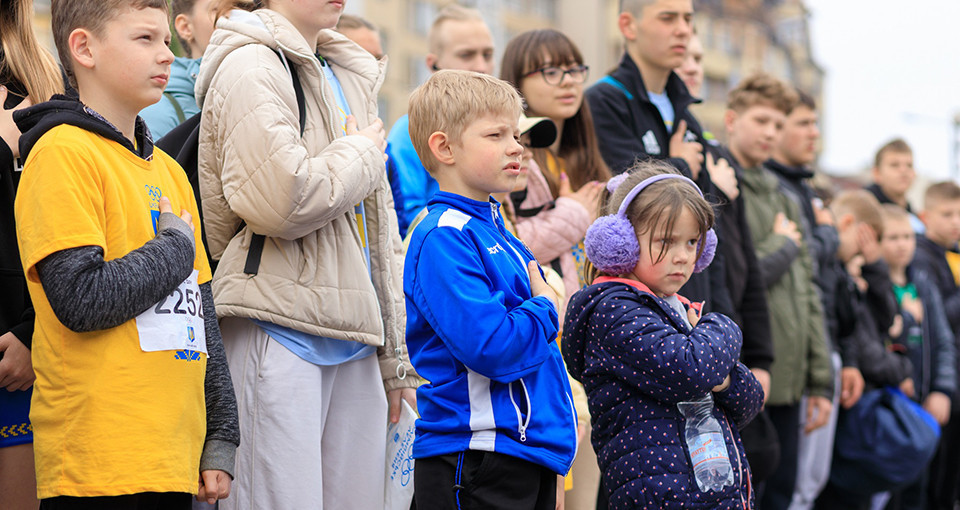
<box><xmin>0</xmin><ymin>71</ymin><xmax>33</xmax><ymax>350</ymax></box>
<box><xmin>562</xmin><ymin>277</ymin><xmax>762</xmax><ymax>509</ymax></box>
<box><xmin>14</xmin><ymin>96</ymin><xmax>240</xmax><ymax>473</ymax></box>
<box><xmin>913</xmin><ymin>234</ymin><xmax>960</xmax><ymax>339</ymax></box>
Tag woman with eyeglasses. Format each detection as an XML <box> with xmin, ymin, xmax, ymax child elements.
<box><xmin>501</xmin><ymin>28</ymin><xmax>610</xmax><ymax>510</ymax></box>
<box><xmin>500</xmin><ymin>29</ymin><xmax>611</xmax><ymax>302</ymax></box>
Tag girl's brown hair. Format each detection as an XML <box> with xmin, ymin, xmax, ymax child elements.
<box><xmin>1</xmin><ymin>0</ymin><xmax>64</xmax><ymax>103</ymax></box>
<box><xmin>584</xmin><ymin>161</ymin><xmax>715</xmax><ymax>282</ymax></box>
<box><xmin>500</xmin><ymin>29</ymin><xmax>611</xmax><ymax>197</ymax></box>
<box><xmin>213</xmin><ymin>0</ymin><xmax>262</xmax><ymax>20</ymax></box>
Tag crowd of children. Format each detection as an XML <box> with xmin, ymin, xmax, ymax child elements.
<box><xmin>1</xmin><ymin>0</ymin><xmax>959</xmax><ymax>509</ymax></box>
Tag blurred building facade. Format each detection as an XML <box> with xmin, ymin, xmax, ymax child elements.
<box><xmin>31</xmin><ymin>1</ymin><xmax>55</xmax><ymax>51</ymax></box>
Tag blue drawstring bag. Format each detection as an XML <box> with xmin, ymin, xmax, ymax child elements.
<box><xmin>830</xmin><ymin>387</ymin><xmax>940</xmax><ymax>495</ymax></box>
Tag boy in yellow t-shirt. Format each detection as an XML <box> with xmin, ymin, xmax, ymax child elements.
<box><xmin>12</xmin><ymin>1</ymin><xmax>238</xmax><ymax>508</ymax></box>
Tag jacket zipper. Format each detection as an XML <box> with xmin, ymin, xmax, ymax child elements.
<box><xmin>275</xmin><ymin>42</ymin><xmax>407</xmax><ymax>380</ymax></box>
<box><xmin>508</xmin><ymin>379</ymin><xmax>532</xmax><ymax>442</ymax></box>
<box><xmin>275</xmin><ymin>41</ymin><xmax>338</xmax><ymax>143</ymax></box>
<box><xmin>721</xmin><ymin>412</ymin><xmax>750</xmax><ymax>509</ymax></box>
<box><xmin>565</xmin><ymin>392</ymin><xmax>580</xmax><ymax>469</ymax></box>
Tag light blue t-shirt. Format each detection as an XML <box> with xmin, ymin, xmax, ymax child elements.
<box><xmin>648</xmin><ymin>90</ymin><xmax>675</xmax><ymax>133</ymax></box>
<box><xmin>256</xmin><ymin>56</ymin><xmax>375</xmax><ymax>366</ymax></box>
<box><xmin>386</xmin><ymin>115</ymin><xmax>439</xmax><ymax>232</ymax></box>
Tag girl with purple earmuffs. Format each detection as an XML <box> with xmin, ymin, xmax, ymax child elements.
<box><xmin>561</xmin><ymin>161</ymin><xmax>764</xmax><ymax>509</ymax></box>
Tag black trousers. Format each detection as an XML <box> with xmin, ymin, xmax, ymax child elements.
<box><xmin>928</xmin><ymin>408</ymin><xmax>960</xmax><ymax>509</ymax></box>
<box><xmin>41</xmin><ymin>492</ymin><xmax>192</xmax><ymax>510</ymax></box>
<box><xmin>414</xmin><ymin>450</ymin><xmax>556</xmax><ymax>510</ymax></box>
<box><xmin>759</xmin><ymin>403</ymin><xmax>801</xmax><ymax>510</ymax></box>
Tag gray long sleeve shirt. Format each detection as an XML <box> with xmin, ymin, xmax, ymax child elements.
<box><xmin>36</xmin><ymin>212</ymin><xmax>240</xmax><ymax>475</ymax></box>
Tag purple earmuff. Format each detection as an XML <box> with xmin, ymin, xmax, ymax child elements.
<box><xmin>584</xmin><ymin>173</ymin><xmax>717</xmax><ymax>275</ymax></box>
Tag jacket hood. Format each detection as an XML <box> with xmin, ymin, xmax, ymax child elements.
<box><xmin>766</xmin><ymin>158</ymin><xmax>814</xmax><ymax>181</ymax></box>
<box><xmin>195</xmin><ymin>9</ymin><xmax>383</xmax><ymax>108</ymax></box>
<box><xmin>14</xmin><ymin>95</ymin><xmax>154</xmax><ymax>161</ymax></box>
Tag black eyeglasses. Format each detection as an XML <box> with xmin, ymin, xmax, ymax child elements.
<box><xmin>524</xmin><ymin>65</ymin><xmax>590</xmax><ymax>85</ymax></box>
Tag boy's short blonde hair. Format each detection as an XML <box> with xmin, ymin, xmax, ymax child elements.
<box><xmin>428</xmin><ymin>4</ymin><xmax>485</xmax><ymax>55</ymax></box>
<box><xmin>923</xmin><ymin>181</ymin><xmax>960</xmax><ymax>211</ymax></box>
<box><xmin>727</xmin><ymin>73</ymin><xmax>798</xmax><ymax>115</ymax></box>
<box><xmin>336</xmin><ymin>14</ymin><xmax>377</xmax><ymax>32</ymax></box>
<box><xmin>880</xmin><ymin>203</ymin><xmax>911</xmax><ymax>223</ymax></box>
<box><xmin>831</xmin><ymin>189</ymin><xmax>884</xmax><ymax>238</ymax></box>
<box><xmin>408</xmin><ymin>70</ymin><xmax>523</xmax><ymax>174</ymax></box>
<box><xmin>52</xmin><ymin>0</ymin><xmax>169</xmax><ymax>88</ymax></box>
<box><xmin>874</xmin><ymin>138</ymin><xmax>912</xmax><ymax>168</ymax></box>
<box><xmin>619</xmin><ymin>0</ymin><xmax>657</xmax><ymax>16</ymax></box>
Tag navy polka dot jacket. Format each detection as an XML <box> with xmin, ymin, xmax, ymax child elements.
<box><xmin>562</xmin><ymin>277</ymin><xmax>764</xmax><ymax>509</ymax></box>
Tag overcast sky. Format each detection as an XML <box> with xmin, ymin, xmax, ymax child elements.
<box><xmin>804</xmin><ymin>0</ymin><xmax>960</xmax><ymax>181</ymax></box>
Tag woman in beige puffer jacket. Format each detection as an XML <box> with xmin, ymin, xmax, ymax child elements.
<box><xmin>195</xmin><ymin>4</ymin><xmax>417</xmax><ymax>509</ymax></box>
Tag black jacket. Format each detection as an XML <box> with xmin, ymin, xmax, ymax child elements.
<box><xmin>585</xmin><ymin>52</ymin><xmax>715</xmax><ymax>177</ymax></box>
<box><xmin>0</xmin><ymin>72</ymin><xmax>33</xmax><ymax>349</ymax></box>
<box><xmin>861</xmin><ymin>260</ymin><xmax>914</xmax><ymax>388</ymax></box>
<box><xmin>896</xmin><ymin>266</ymin><xmax>957</xmax><ymax>400</ymax></box>
<box><xmin>818</xmin><ymin>253</ymin><xmax>862</xmax><ymax>367</ymax></box>
<box><xmin>819</xmin><ymin>254</ymin><xmax>913</xmax><ymax>387</ymax></box>
<box><xmin>865</xmin><ymin>182</ymin><xmax>917</xmax><ymax>214</ymax></box>
<box><xmin>715</xmin><ymin>147</ymin><xmax>774</xmax><ymax>372</ymax></box>
<box><xmin>586</xmin><ymin>52</ymin><xmax>734</xmax><ymax>319</ymax></box>
<box><xmin>913</xmin><ymin>235</ymin><xmax>960</xmax><ymax>339</ymax></box>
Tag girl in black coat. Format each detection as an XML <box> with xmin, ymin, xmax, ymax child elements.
<box><xmin>0</xmin><ymin>1</ymin><xmax>64</xmax><ymax>507</ymax></box>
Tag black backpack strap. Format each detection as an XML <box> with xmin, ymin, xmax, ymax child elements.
<box><xmin>163</xmin><ymin>92</ymin><xmax>187</xmax><ymax>124</ymax></box>
<box><xmin>243</xmin><ymin>230</ymin><xmax>266</xmax><ymax>275</ymax></box>
<box><xmin>288</xmin><ymin>61</ymin><xmax>307</xmax><ymax>137</ymax></box>
<box><xmin>244</xmin><ymin>51</ymin><xmax>307</xmax><ymax>276</ymax></box>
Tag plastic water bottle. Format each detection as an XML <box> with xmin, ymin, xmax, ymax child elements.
<box><xmin>677</xmin><ymin>394</ymin><xmax>734</xmax><ymax>492</ymax></box>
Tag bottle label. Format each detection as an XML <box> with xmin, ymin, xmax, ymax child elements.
<box><xmin>689</xmin><ymin>431</ymin><xmax>727</xmax><ymax>469</ymax></box>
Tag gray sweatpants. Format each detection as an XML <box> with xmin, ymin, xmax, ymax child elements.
<box><xmin>788</xmin><ymin>352</ymin><xmax>842</xmax><ymax>510</ymax></box>
<box><xmin>219</xmin><ymin>317</ymin><xmax>388</xmax><ymax>510</ymax></box>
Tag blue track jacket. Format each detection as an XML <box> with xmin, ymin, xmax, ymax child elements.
<box><xmin>404</xmin><ymin>192</ymin><xmax>579</xmax><ymax>475</ymax></box>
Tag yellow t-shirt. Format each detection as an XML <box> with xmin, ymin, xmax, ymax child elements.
<box><xmin>945</xmin><ymin>250</ymin><xmax>960</xmax><ymax>287</ymax></box>
<box><xmin>15</xmin><ymin>125</ymin><xmax>212</xmax><ymax>498</ymax></box>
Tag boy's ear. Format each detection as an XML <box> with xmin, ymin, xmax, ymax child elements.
<box><xmin>174</xmin><ymin>14</ymin><xmax>193</xmax><ymax>44</ymax></box>
<box><xmin>836</xmin><ymin>213</ymin><xmax>856</xmax><ymax>232</ymax></box>
<box><xmin>918</xmin><ymin>209</ymin><xmax>928</xmax><ymax>224</ymax></box>
<box><xmin>68</xmin><ymin>28</ymin><xmax>96</xmax><ymax>72</ymax></box>
<box><xmin>428</xmin><ymin>131</ymin><xmax>455</xmax><ymax>166</ymax></box>
<box><xmin>425</xmin><ymin>54</ymin><xmax>439</xmax><ymax>73</ymax></box>
<box><xmin>723</xmin><ymin>109</ymin><xmax>738</xmax><ymax>135</ymax></box>
<box><xmin>618</xmin><ymin>12</ymin><xmax>639</xmax><ymax>41</ymax></box>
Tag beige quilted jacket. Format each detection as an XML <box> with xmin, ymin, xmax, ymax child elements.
<box><xmin>195</xmin><ymin>9</ymin><xmax>415</xmax><ymax>390</ymax></box>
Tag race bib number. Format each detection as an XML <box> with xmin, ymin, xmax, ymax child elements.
<box><xmin>136</xmin><ymin>270</ymin><xmax>207</xmax><ymax>354</ymax></box>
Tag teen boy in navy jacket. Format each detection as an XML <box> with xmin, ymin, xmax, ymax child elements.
<box><xmin>404</xmin><ymin>70</ymin><xmax>578</xmax><ymax>509</ymax></box>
